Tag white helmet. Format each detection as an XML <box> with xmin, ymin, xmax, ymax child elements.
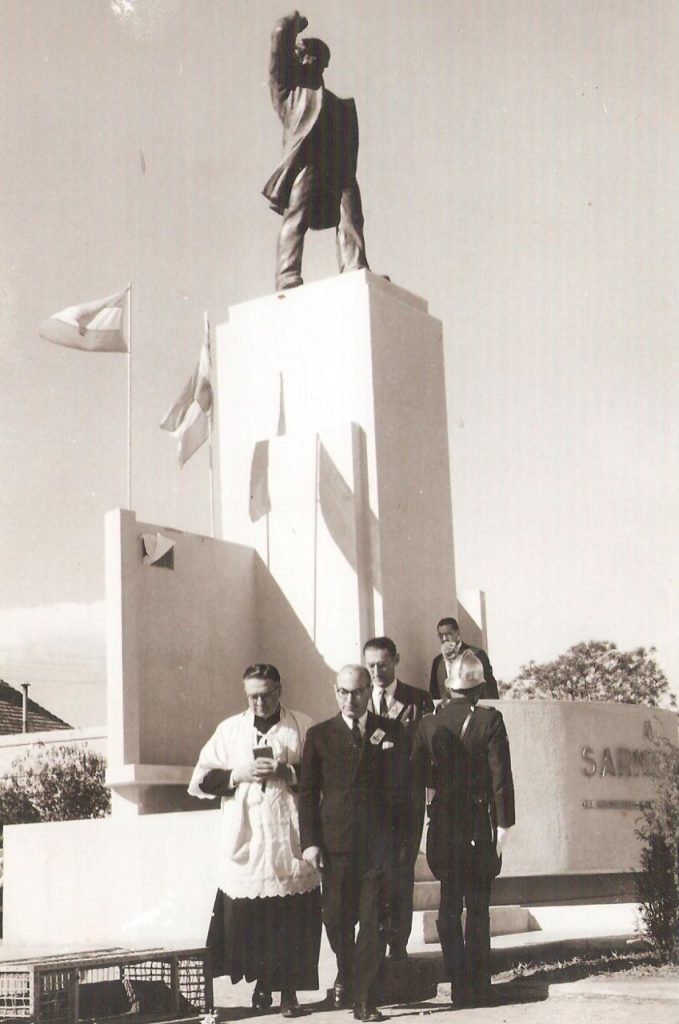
<box><xmin>447</xmin><ymin>650</ymin><xmax>484</xmax><ymax>691</ymax></box>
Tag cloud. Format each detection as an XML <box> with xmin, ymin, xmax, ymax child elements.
<box><xmin>109</xmin><ymin>0</ymin><xmax>182</xmax><ymax>43</ymax></box>
<box><xmin>0</xmin><ymin>600</ymin><xmax>106</xmax><ymax>688</ymax></box>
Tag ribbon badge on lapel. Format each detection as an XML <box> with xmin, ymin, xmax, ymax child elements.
<box><xmin>389</xmin><ymin>699</ymin><xmax>405</xmax><ymax>720</ymax></box>
<box><xmin>370</xmin><ymin>728</ymin><xmax>386</xmax><ymax>745</ymax></box>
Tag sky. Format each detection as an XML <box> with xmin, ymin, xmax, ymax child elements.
<box><xmin>0</xmin><ymin>0</ymin><xmax>677</xmax><ymax>727</ymax></box>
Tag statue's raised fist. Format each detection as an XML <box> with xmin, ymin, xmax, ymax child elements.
<box><xmin>293</xmin><ymin>11</ymin><xmax>309</xmax><ymax>32</ymax></box>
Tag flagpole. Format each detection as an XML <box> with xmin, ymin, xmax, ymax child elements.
<box><xmin>312</xmin><ymin>433</ymin><xmax>320</xmax><ymax>644</ymax></box>
<box><xmin>126</xmin><ymin>284</ymin><xmax>132</xmax><ymax>510</ymax></box>
<box><xmin>205</xmin><ymin>310</ymin><xmax>215</xmax><ymax>538</ymax></box>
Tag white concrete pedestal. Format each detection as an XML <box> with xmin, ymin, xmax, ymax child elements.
<box><xmin>216</xmin><ymin>270</ymin><xmax>457</xmax><ymax>695</ymax></box>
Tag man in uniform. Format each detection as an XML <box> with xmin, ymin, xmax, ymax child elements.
<box><xmin>413</xmin><ymin>651</ymin><xmax>515</xmax><ymax>1008</ymax></box>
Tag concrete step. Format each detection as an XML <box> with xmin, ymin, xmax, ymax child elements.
<box><xmin>422</xmin><ymin>905</ymin><xmax>540</xmax><ymax>943</ymax></box>
<box><xmin>413</xmin><ymin>880</ymin><xmax>439</xmax><ymax>911</ymax></box>
<box><xmin>414</xmin><ymin>852</ymin><xmax>434</xmax><ymax>882</ymax></box>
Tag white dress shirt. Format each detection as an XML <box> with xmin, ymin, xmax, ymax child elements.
<box><xmin>342</xmin><ymin>710</ymin><xmax>368</xmax><ymax>736</ymax></box>
<box><xmin>372</xmin><ymin>679</ymin><xmax>398</xmax><ymax>714</ymax></box>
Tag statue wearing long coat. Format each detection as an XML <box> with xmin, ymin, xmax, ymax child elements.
<box><xmin>263</xmin><ymin>12</ymin><xmax>368</xmax><ymax>289</ymax></box>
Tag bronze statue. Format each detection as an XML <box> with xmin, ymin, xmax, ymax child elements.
<box><xmin>263</xmin><ymin>11</ymin><xmax>370</xmax><ymax>290</ymax></box>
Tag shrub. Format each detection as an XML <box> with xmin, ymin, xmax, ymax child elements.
<box><xmin>0</xmin><ymin>742</ymin><xmax>110</xmax><ymax>847</ymax></box>
<box><xmin>502</xmin><ymin>641</ymin><xmax>675</xmax><ymax>707</ymax></box>
<box><xmin>636</xmin><ymin>736</ymin><xmax>679</xmax><ymax>963</ymax></box>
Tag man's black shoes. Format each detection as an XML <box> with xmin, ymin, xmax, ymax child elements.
<box><xmin>332</xmin><ymin>981</ymin><xmax>351</xmax><ymax>1009</ymax></box>
<box><xmin>353</xmin><ymin>1004</ymin><xmax>385</xmax><ymax>1022</ymax></box>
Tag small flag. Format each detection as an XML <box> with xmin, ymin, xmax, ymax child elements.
<box><xmin>277</xmin><ymin>372</ymin><xmax>287</xmax><ymax>436</ymax></box>
<box><xmin>141</xmin><ymin>532</ymin><xmax>175</xmax><ymax>567</ymax></box>
<box><xmin>39</xmin><ymin>286</ymin><xmax>130</xmax><ymax>352</ymax></box>
<box><xmin>249</xmin><ymin>439</ymin><xmax>272</xmax><ymax>522</ymax></box>
<box><xmin>160</xmin><ymin>338</ymin><xmax>213</xmax><ymax>466</ymax></box>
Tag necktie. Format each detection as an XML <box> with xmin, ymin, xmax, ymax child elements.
<box><xmin>380</xmin><ymin>692</ymin><xmax>388</xmax><ymax>717</ymax></box>
<box><xmin>351</xmin><ymin>719</ymin><xmax>362</xmax><ymax>746</ymax></box>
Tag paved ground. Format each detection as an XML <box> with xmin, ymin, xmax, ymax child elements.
<box><xmin>3</xmin><ymin>905</ymin><xmax>676</xmax><ymax>1023</ymax></box>
<box><xmin>210</xmin><ymin>909</ymin><xmax>679</xmax><ymax>1024</ymax></box>
<box><xmin>211</xmin><ymin>976</ymin><xmax>679</xmax><ymax>1024</ymax></box>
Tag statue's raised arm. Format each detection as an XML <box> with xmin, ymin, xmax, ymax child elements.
<box><xmin>262</xmin><ymin>12</ymin><xmax>370</xmax><ymax>291</ymax></box>
<box><xmin>269</xmin><ymin>11</ymin><xmax>309</xmax><ymax>116</ymax></box>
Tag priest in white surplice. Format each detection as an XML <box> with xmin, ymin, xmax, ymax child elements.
<box><xmin>189</xmin><ymin>664</ymin><xmax>321</xmax><ymax>1017</ymax></box>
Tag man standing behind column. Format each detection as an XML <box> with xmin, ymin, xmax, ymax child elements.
<box><xmin>429</xmin><ymin>617</ymin><xmax>499</xmax><ymax>700</ymax></box>
<box><xmin>363</xmin><ymin>636</ymin><xmax>433</xmax><ymax>960</ymax></box>
<box><xmin>299</xmin><ymin>666</ymin><xmax>410</xmax><ymax>1022</ymax></box>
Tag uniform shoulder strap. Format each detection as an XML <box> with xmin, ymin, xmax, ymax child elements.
<box><xmin>459</xmin><ymin>705</ymin><xmax>475</xmax><ymax>742</ymax></box>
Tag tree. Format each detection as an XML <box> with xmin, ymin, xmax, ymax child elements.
<box><xmin>0</xmin><ymin>744</ymin><xmax>110</xmax><ymax>935</ymax></box>
<box><xmin>636</xmin><ymin>738</ymin><xmax>679</xmax><ymax>962</ymax></box>
<box><xmin>500</xmin><ymin>640</ymin><xmax>676</xmax><ymax>707</ymax></box>
<box><xmin>0</xmin><ymin>742</ymin><xmax>110</xmax><ymax>846</ymax></box>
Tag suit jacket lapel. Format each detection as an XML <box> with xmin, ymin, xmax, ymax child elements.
<box><xmin>436</xmin><ymin>655</ymin><xmax>448</xmax><ymax>694</ymax></box>
<box><xmin>369</xmin><ymin>688</ymin><xmax>403</xmax><ymax>720</ymax></box>
<box><xmin>358</xmin><ymin>711</ymin><xmax>385</xmax><ymax>770</ymax></box>
<box><xmin>390</xmin><ymin>681</ymin><xmax>408</xmax><ymax>721</ymax></box>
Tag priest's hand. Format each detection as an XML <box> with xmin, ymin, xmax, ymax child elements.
<box><xmin>232</xmin><ymin>759</ymin><xmax>277</xmax><ymax>784</ymax></box>
<box><xmin>302</xmin><ymin>845</ymin><xmax>323</xmax><ymax>871</ymax></box>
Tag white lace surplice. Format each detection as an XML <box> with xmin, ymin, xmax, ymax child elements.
<box><xmin>188</xmin><ymin>706</ymin><xmax>321</xmax><ymax>899</ymax></box>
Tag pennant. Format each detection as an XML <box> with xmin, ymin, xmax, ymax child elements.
<box><xmin>160</xmin><ymin>339</ymin><xmax>213</xmax><ymax>467</ymax></box>
<box><xmin>249</xmin><ymin>440</ymin><xmax>272</xmax><ymax>522</ymax></box>
<box><xmin>39</xmin><ymin>286</ymin><xmax>129</xmax><ymax>352</ymax></box>
<box><xmin>277</xmin><ymin>372</ymin><xmax>287</xmax><ymax>436</ymax></box>
<box><xmin>141</xmin><ymin>533</ymin><xmax>175</xmax><ymax>566</ymax></box>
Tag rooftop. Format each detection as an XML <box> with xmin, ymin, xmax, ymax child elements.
<box><xmin>0</xmin><ymin>679</ymin><xmax>71</xmax><ymax>735</ymax></box>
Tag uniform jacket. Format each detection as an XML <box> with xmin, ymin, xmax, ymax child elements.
<box><xmin>429</xmin><ymin>643</ymin><xmax>499</xmax><ymax>701</ymax></box>
<box><xmin>299</xmin><ymin>711</ymin><xmax>410</xmax><ymax>856</ymax></box>
<box><xmin>412</xmin><ymin>699</ymin><xmax>515</xmax><ymax>877</ymax></box>
<box><xmin>262</xmin><ymin>13</ymin><xmax>360</xmax><ymax>228</ymax></box>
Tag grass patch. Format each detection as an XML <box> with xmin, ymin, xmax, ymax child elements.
<box><xmin>494</xmin><ymin>949</ymin><xmax>679</xmax><ymax>986</ymax></box>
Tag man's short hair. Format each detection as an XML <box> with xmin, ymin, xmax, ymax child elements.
<box><xmin>363</xmin><ymin>636</ymin><xmax>397</xmax><ymax>658</ymax></box>
<box><xmin>243</xmin><ymin>664</ymin><xmax>281</xmax><ymax>685</ymax></box>
<box><xmin>437</xmin><ymin>617</ymin><xmax>459</xmax><ymax>631</ymax></box>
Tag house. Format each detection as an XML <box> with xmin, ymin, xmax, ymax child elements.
<box><xmin>0</xmin><ymin>678</ymin><xmax>71</xmax><ymax>735</ymax></box>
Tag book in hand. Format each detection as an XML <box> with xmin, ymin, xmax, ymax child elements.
<box><xmin>253</xmin><ymin>745</ymin><xmax>274</xmax><ymax>790</ymax></box>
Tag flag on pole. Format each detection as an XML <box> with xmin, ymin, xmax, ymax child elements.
<box><xmin>39</xmin><ymin>286</ymin><xmax>130</xmax><ymax>352</ymax></box>
<box><xmin>160</xmin><ymin>338</ymin><xmax>213</xmax><ymax>467</ymax></box>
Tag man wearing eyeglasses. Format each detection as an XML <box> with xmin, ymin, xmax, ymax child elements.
<box><xmin>299</xmin><ymin>665</ymin><xmax>410</xmax><ymax>1023</ymax></box>
<box><xmin>429</xmin><ymin>617</ymin><xmax>499</xmax><ymax>701</ymax></box>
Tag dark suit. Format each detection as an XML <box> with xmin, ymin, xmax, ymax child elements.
<box><xmin>429</xmin><ymin>643</ymin><xmax>499</xmax><ymax>701</ymax></box>
<box><xmin>299</xmin><ymin>712</ymin><xmax>409</xmax><ymax>1004</ymax></box>
<box><xmin>368</xmin><ymin>680</ymin><xmax>434</xmax><ymax>952</ymax></box>
<box><xmin>412</xmin><ymin>700</ymin><xmax>514</xmax><ymax>1007</ymax></box>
